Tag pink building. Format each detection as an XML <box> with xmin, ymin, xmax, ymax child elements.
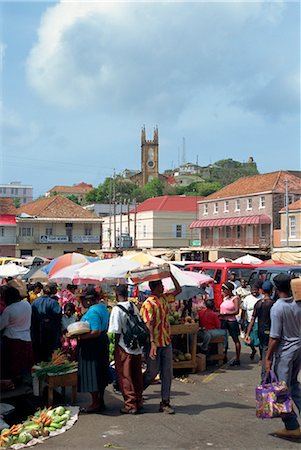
<box><xmin>190</xmin><ymin>171</ymin><xmax>301</xmax><ymax>259</ymax></box>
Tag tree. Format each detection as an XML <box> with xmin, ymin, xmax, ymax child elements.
<box><xmin>142</xmin><ymin>178</ymin><xmax>164</xmax><ymax>199</ymax></box>
<box><xmin>175</xmin><ymin>181</ymin><xmax>222</xmax><ymax>197</ymax></box>
<box><xmin>13</xmin><ymin>198</ymin><xmax>21</xmax><ymax>208</ymax></box>
<box><xmin>66</xmin><ymin>195</ymin><xmax>80</xmax><ymax>205</ymax></box>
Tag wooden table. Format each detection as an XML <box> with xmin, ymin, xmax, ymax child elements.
<box><xmin>170</xmin><ymin>323</ymin><xmax>199</xmax><ymax>373</ymax></box>
<box><xmin>46</xmin><ymin>371</ymin><xmax>78</xmax><ymax>406</ymax></box>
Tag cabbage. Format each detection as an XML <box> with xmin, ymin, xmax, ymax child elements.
<box><xmin>55</xmin><ymin>406</ymin><xmax>65</xmax><ymax>416</ymax></box>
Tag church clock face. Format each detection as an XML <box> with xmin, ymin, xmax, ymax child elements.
<box><xmin>147</xmin><ymin>147</ymin><xmax>155</xmax><ymax>168</ymax></box>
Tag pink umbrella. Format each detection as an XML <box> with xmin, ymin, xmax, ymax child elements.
<box><xmin>48</xmin><ymin>262</ymin><xmax>90</xmax><ymax>284</ymax></box>
<box><xmin>47</xmin><ymin>253</ymin><xmax>97</xmax><ymax>278</ymax></box>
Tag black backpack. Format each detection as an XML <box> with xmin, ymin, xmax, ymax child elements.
<box><xmin>117</xmin><ymin>303</ymin><xmax>149</xmax><ymax>350</ymax></box>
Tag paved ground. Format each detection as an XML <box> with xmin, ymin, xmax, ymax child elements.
<box><xmin>40</xmin><ymin>343</ymin><xmax>300</xmax><ymax>450</ymax></box>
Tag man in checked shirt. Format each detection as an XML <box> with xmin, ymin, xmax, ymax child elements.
<box><xmin>140</xmin><ymin>271</ymin><xmax>181</xmax><ymax>414</ymax></box>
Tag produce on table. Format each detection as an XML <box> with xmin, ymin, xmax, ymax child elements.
<box><xmin>172</xmin><ymin>349</ymin><xmax>192</xmax><ymax>362</ymax></box>
<box><xmin>35</xmin><ymin>350</ymin><xmax>78</xmax><ymax>380</ymax></box>
<box><xmin>169</xmin><ymin>311</ymin><xmax>196</xmax><ymax>325</ymax></box>
<box><xmin>0</xmin><ymin>406</ymin><xmax>72</xmax><ymax>448</ymax></box>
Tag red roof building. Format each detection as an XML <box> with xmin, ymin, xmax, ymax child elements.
<box><xmin>134</xmin><ymin>195</ymin><xmax>203</xmax><ymax>213</ymax></box>
<box><xmin>190</xmin><ymin>171</ymin><xmax>301</xmax><ymax>259</ymax></box>
<box><xmin>103</xmin><ymin>195</ymin><xmax>204</xmax><ymax>251</ymax></box>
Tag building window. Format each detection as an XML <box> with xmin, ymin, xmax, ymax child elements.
<box><xmin>45</xmin><ymin>227</ymin><xmax>53</xmax><ymax>236</ymax></box>
<box><xmin>224</xmin><ymin>226</ymin><xmax>231</xmax><ymax>238</ymax></box>
<box><xmin>259</xmin><ymin>196</ymin><xmax>265</xmax><ymax>208</ymax></box>
<box><xmin>214</xmin><ymin>203</ymin><xmax>218</xmax><ymax>214</ymax></box>
<box><xmin>235</xmin><ymin>199</ymin><xmax>240</xmax><ymax>211</ymax></box>
<box><xmin>247</xmin><ymin>198</ymin><xmax>252</xmax><ymax>210</ymax></box>
<box><xmin>204</xmin><ymin>227</ymin><xmax>210</xmax><ymax>239</ymax></box>
<box><xmin>176</xmin><ymin>225</ymin><xmax>182</xmax><ymax>238</ymax></box>
<box><xmin>20</xmin><ymin>227</ymin><xmax>33</xmax><ymax>237</ymax></box>
<box><xmin>23</xmin><ymin>188</ymin><xmax>26</xmax><ymax>195</ymax></box>
<box><xmin>0</xmin><ymin>227</ymin><xmax>4</xmax><ymax>237</ymax></box>
<box><xmin>237</xmin><ymin>225</ymin><xmax>241</xmax><ymax>238</ymax></box>
<box><xmin>84</xmin><ymin>226</ymin><xmax>92</xmax><ymax>236</ymax></box>
<box><xmin>289</xmin><ymin>216</ymin><xmax>296</xmax><ymax>238</ymax></box>
<box><xmin>203</xmin><ymin>204</ymin><xmax>208</xmax><ymax>215</ymax></box>
<box><xmin>224</xmin><ymin>201</ymin><xmax>229</xmax><ymax>213</ymax></box>
<box><xmin>143</xmin><ymin>225</ymin><xmax>147</xmax><ymax>238</ymax></box>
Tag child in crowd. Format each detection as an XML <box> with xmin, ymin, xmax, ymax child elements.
<box><xmin>61</xmin><ymin>302</ymin><xmax>78</xmax><ymax>360</ymax></box>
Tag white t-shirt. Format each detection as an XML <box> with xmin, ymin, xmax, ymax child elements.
<box><xmin>0</xmin><ymin>300</ymin><xmax>32</xmax><ymax>341</ymax></box>
<box><xmin>242</xmin><ymin>294</ymin><xmax>263</xmax><ymax>322</ymax></box>
<box><xmin>108</xmin><ymin>301</ymin><xmax>143</xmax><ymax>355</ymax></box>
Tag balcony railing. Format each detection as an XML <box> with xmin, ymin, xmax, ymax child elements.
<box><xmin>201</xmin><ymin>236</ymin><xmax>270</xmax><ymax>248</ymax></box>
<box><xmin>0</xmin><ymin>236</ymin><xmax>17</xmax><ymax>245</ymax></box>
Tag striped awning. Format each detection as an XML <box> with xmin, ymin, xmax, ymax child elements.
<box><xmin>190</xmin><ymin>215</ymin><xmax>272</xmax><ymax>229</ymax></box>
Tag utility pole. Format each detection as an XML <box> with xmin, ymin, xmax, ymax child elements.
<box><xmin>109</xmin><ymin>177</ymin><xmax>112</xmax><ymax>248</ymax></box>
<box><xmin>127</xmin><ymin>199</ymin><xmax>130</xmax><ymax>237</ymax></box>
<box><xmin>133</xmin><ymin>198</ymin><xmax>137</xmax><ymax>249</ymax></box>
<box><xmin>285</xmin><ymin>177</ymin><xmax>289</xmax><ymax>247</ymax></box>
<box><xmin>113</xmin><ymin>169</ymin><xmax>116</xmax><ymax>249</ymax></box>
<box><xmin>119</xmin><ymin>197</ymin><xmax>123</xmax><ymax>247</ymax></box>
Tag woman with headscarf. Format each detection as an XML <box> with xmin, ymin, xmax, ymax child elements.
<box><xmin>0</xmin><ymin>285</ymin><xmax>34</xmax><ymax>381</ymax></box>
<box><xmin>219</xmin><ymin>281</ymin><xmax>241</xmax><ymax>367</ymax></box>
<box><xmin>76</xmin><ymin>287</ymin><xmax>110</xmax><ymax>414</ymax></box>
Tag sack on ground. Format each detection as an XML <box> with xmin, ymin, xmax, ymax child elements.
<box><xmin>117</xmin><ymin>303</ymin><xmax>149</xmax><ymax>350</ymax></box>
<box><xmin>255</xmin><ymin>370</ymin><xmax>293</xmax><ymax>419</ymax></box>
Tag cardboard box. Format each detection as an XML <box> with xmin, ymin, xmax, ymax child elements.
<box><xmin>196</xmin><ymin>353</ymin><xmax>206</xmax><ymax>373</ymax></box>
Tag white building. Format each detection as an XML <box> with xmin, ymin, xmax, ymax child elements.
<box><xmin>0</xmin><ymin>182</ymin><xmax>33</xmax><ymax>205</ymax></box>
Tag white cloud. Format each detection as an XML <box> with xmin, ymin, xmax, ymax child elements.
<box><xmin>0</xmin><ymin>104</ymin><xmax>40</xmax><ymax>148</ymax></box>
<box><xmin>26</xmin><ymin>0</ymin><xmax>296</xmax><ymax>122</ymax></box>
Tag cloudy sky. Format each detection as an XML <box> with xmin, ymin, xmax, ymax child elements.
<box><xmin>1</xmin><ymin>1</ymin><xmax>300</xmax><ymax>197</ymax></box>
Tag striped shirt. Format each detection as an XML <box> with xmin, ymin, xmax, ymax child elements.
<box><xmin>140</xmin><ymin>294</ymin><xmax>174</xmax><ymax>347</ymax></box>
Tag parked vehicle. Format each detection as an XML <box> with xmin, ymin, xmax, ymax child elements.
<box><xmin>248</xmin><ymin>265</ymin><xmax>301</xmax><ymax>285</ymax></box>
<box><xmin>184</xmin><ymin>262</ymin><xmax>257</xmax><ymax>309</ymax></box>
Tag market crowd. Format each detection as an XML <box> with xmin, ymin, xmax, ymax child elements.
<box><xmin>0</xmin><ymin>271</ymin><xmax>300</xmax><ymax>440</ymax></box>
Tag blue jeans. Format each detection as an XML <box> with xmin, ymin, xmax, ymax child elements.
<box><xmin>143</xmin><ymin>343</ymin><xmax>173</xmax><ymax>403</ymax></box>
<box><xmin>197</xmin><ymin>329</ymin><xmax>228</xmax><ymax>352</ymax></box>
<box><xmin>274</xmin><ymin>345</ymin><xmax>301</xmax><ymax>430</ymax></box>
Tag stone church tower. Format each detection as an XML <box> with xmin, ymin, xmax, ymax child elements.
<box><xmin>141</xmin><ymin>126</ymin><xmax>159</xmax><ymax>186</ymax></box>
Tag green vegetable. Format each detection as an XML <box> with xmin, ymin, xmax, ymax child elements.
<box><xmin>44</xmin><ymin>426</ymin><xmax>56</xmax><ymax>432</ymax></box>
<box><xmin>24</xmin><ymin>423</ymin><xmax>40</xmax><ymax>431</ymax></box>
<box><xmin>55</xmin><ymin>406</ymin><xmax>65</xmax><ymax>416</ymax></box>
<box><xmin>18</xmin><ymin>432</ymin><xmax>32</xmax><ymax>444</ymax></box>
<box><xmin>51</xmin><ymin>422</ymin><xmax>63</xmax><ymax>429</ymax></box>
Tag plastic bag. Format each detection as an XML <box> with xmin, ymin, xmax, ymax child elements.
<box><xmin>255</xmin><ymin>370</ymin><xmax>293</xmax><ymax>419</ymax></box>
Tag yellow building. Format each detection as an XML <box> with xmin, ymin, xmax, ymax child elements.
<box><xmin>16</xmin><ymin>196</ymin><xmax>102</xmax><ymax>258</ymax></box>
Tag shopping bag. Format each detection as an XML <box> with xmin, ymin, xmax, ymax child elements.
<box><xmin>255</xmin><ymin>370</ymin><xmax>293</xmax><ymax>419</ymax></box>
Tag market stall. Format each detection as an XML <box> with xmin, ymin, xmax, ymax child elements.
<box><xmin>170</xmin><ymin>323</ymin><xmax>199</xmax><ymax>373</ymax></box>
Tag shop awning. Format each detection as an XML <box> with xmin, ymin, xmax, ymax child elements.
<box><xmin>190</xmin><ymin>215</ymin><xmax>272</xmax><ymax>229</ymax></box>
<box><xmin>0</xmin><ymin>215</ymin><xmax>16</xmax><ymax>226</ymax></box>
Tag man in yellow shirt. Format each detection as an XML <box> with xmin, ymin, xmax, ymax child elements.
<box><xmin>28</xmin><ymin>282</ymin><xmax>43</xmax><ymax>304</ymax></box>
<box><xmin>141</xmin><ymin>272</ymin><xmax>181</xmax><ymax>414</ymax></box>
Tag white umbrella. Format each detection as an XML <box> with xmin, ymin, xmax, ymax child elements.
<box><xmin>0</xmin><ymin>263</ymin><xmax>29</xmax><ymax>278</ymax></box>
<box><xmin>49</xmin><ymin>262</ymin><xmax>90</xmax><ymax>284</ymax></box>
<box><xmin>74</xmin><ymin>257</ymin><xmax>141</xmax><ymax>284</ymax></box>
<box><xmin>233</xmin><ymin>254</ymin><xmax>263</xmax><ymax>264</ymax></box>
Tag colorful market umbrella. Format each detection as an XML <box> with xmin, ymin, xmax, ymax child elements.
<box><xmin>74</xmin><ymin>257</ymin><xmax>141</xmax><ymax>284</ymax></box>
<box><xmin>45</xmin><ymin>253</ymin><xmax>98</xmax><ymax>278</ymax></box>
<box><xmin>126</xmin><ymin>252</ymin><xmax>213</xmax><ymax>298</ymax></box>
<box><xmin>49</xmin><ymin>262</ymin><xmax>90</xmax><ymax>284</ymax></box>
